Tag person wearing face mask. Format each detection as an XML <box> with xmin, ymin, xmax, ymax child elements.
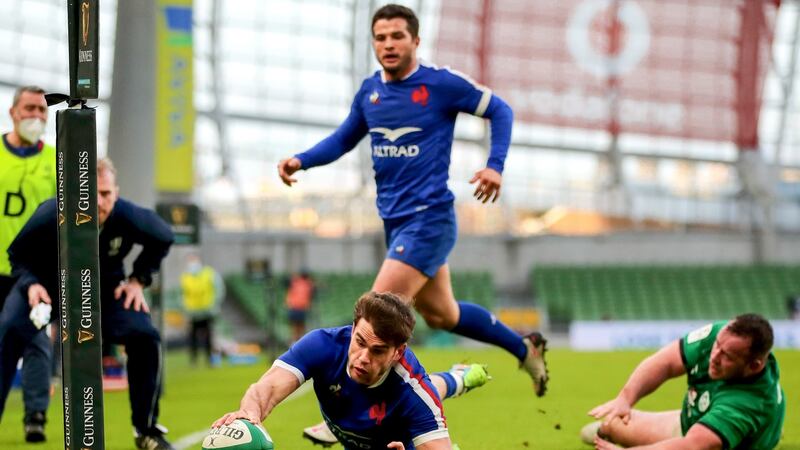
<box><xmin>212</xmin><ymin>291</ymin><xmax>491</xmax><ymax>450</ymax></box>
<box><xmin>0</xmin><ymin>157</ymin><xmax>177</xmax><ymax>449</ymax></box>
<box><xmin>0</xmin><ymin>85</ymin><xmax>56</xmax><ymax>443</ymax></box>
<box><xmin>180</xmin><ymin>253</ymin><xmax>224</xmax><ymax>366</ymax></box>
<box><xmin>0</xmin><ymin>86</ymin><xmax>53</xmax><ymax>295</ymax></box>
<box><xmin>581</xmin><ymin>313</ymin><xmax>785</xmax><ymax>450</ymax></box>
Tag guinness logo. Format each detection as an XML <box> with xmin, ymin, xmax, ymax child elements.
<box><xmin>78</xmin><ymin>330</ymin><xmax>94</xmax><ymax>343</ymax></box>
<box><xmin>59</xmin><ymin>213</ymin><xmax>65</xmax><ymax>226</ymax></box>
<box><xmin>62</xmin><ymin>329</ymin><xmax>68</xmax><ymax>342</ymax></box>
<box><xmin>75</xmin><ymin>212</ymin><xmax>92</xmax><ymax>225</ymax></box>
<box><xmin>170</xmin><ymin>206</ymin><xmax>188</xmax><ymax>225</ymax></box>
<box><xmin>81</xmin><ymin>2</ymin><xmax>90</xmax><ymax>47</ymax></box>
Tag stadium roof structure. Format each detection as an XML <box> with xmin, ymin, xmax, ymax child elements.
<box><xmin>1</xmin><ymin>0</ymin><xmax>800</xmax><ymax>237</ymax></box>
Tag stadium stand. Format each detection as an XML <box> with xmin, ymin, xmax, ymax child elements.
<box><xmin>533</xmin><ymin>265</ymin><xmax>800</xmax><ymax>322</ymax></box>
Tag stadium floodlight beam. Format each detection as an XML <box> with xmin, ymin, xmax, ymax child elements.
<box><xmin>55</xmin><ymin>1</ymin><xmax>106</xmax><ymax>449</ymax></box>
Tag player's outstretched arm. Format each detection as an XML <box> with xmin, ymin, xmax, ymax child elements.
<box><xmin>278</xmin><ymin>98</ymin><xmax>368</xmax><ymax>187</ymax></box>
<box><xmin>277</xmin><ymin>157</ymin><xmax>302</xmax><ymax>186</ymax></box>
<box><xmin>589</xmin><ymin>340</ymin><xmax>685</xmax><ymax>425</ymax></box>
<box><xmin>212</xmin><ymin>365</ymin><xmax>301</xmax><ymax>427</ymax></box>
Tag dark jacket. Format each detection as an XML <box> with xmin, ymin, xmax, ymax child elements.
<box><xmin>8</xmin><ymin>197</ymin><xmax>174</xmax><ymax>300</ymax></box>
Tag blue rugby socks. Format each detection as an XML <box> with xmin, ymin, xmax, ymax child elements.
<box><xmin>451</xmin><ymin>301</ymin><xmax>527</xmax><ymax>361</ymax></box>
<box><xmin>437</xmin><ymin>371</ymin><xmax>459</xmax><ymax>399</ymax></box>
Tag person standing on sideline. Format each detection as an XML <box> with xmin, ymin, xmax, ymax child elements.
<box><xmin>0</xmin><ymin>85</ymin><xmax>56</xmax><ymax>442</ymax></box>
<box><xmin>181</xmin><ymin>253</ymin><xmax>225</xmax><ymax>366</ymax></box>
<box><xmin>276</xmin><ymin>4</ymin><xmax>548</xmax><ymax>444</ymax></box>
<box><xmin>285</xmin><ymin>269</ymin><xmax>315</xmax><ymax>343</ymax></box>
<box><xmin>0</xmin><ymin>158</ymin><xmax>177</xmax><ymax>450</ymax></box>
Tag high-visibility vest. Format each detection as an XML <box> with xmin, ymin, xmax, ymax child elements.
<box><xmin>181</xmin><ymin>267</ymin><xmax>216</xmax><ymax>312</ymax></box>
<box><xmin>0</xmin><ymin>141</ymin><xmax>56</xmax><ymax>276</ymax></box>
<box><xmin>285</xmin><ymin>276</ymin><xmax>313</xmax><ymax>310</ymax></box>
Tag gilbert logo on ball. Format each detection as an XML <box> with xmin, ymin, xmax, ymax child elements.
<box><xmin>202</xmin><ymin>419</ymin><xmax>274</xmax><ymax>450</ymax></box>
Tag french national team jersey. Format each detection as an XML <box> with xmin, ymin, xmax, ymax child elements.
<box><xmin>296</xmin><ymin>61</ymin><xmax>513</xmax><ymax>219</ymax></box>
<box><xmin>274</xmin><ymin>326</ymin><xmax>448</xmax><ymax>449</ymax></box>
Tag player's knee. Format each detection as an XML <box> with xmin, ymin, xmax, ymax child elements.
<box><xmin>598</xmin><ymin>417</ymin><xmax>624</xmax><ymax>441</ymax></box>
<box><xmin>598</xmin><ymin>421</ymin><xmax>612</xmax><ymax>437</ymax></box>
<box><xmin>420</xmin><ymin>311</ymin><xmax>457</xmax><ymax>330</ymax></box>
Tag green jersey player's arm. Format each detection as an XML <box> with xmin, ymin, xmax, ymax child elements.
<box><xmin>591</xmin><ymin>340</ymin><xmax>687</xmax><ymax>423</ymax></box>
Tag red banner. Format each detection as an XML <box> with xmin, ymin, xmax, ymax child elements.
<box><xmin>436</xmin><ymin>0</ymin><xmax>779</xmax><ymax>146</ymax></box>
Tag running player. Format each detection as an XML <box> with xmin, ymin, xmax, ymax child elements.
<box><xmin>213</xmin><ymin>292</ymin><xmax>490</xmax><ymax>450</ymax></box>
<box><xmin>278</xmin><ymin>4</ymin><xmax>548</xmax><ymax>442</ymax></box>
<box><xmin>277</xmin><ymin>8</ymin><xmax>546</xmax><ymax>444</ymax></box>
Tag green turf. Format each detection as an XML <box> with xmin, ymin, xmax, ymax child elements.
<box><xmin>1</xmin><ymin>348</ymin><xmax>798</xmax><ymax>449</ymax></box>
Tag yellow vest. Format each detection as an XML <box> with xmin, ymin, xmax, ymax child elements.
<box><xmin>181</xmin><ymin>267</ymin><xmax>216</xmax><ymax>312</ymax></box>
<box><xmin>0</xmin><ymin>141</ymin><xmax>56</xmax><ymax>276</ymax></box>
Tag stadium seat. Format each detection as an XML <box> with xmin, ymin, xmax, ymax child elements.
<box><xmin>225</xmin><ymin>271</ymin><xmax>497</xmax><ymax>345</ymax></box>
<box><xmin>532</xmin><ymin>265</ymin><xmax>798</xmax><ymax>321</ymax></box>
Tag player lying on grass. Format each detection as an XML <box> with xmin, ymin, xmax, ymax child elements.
<box><xmin>581</xmin><ymin>313</ymin><xmax>785</xmax><ymax>450</ymax></box>
<box><xmin>213</xmin><ymin>292</ymin><xmax>490</xmax><ymax>450</ymax></box>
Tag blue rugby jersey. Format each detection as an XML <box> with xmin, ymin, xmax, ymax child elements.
<box><xmin>295</xmin><ymin>61</ymin><xmax>513</xmax><ymax>219</ymax></box>
<box><xmin>275</xmin><ymin>326</ymin><xmax>448</xmax><ymax>449</ymax></box>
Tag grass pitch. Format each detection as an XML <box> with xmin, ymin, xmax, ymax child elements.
<box><xmin>1</xmin><ymin>348</ymin><xmax>798</xmax><ymax>449</ymax></box>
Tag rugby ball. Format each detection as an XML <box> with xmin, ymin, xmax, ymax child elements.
<box><xmin>202</xmin><ymin>419</ymin><xmax>274</xmax><ymax>450</ymax></box>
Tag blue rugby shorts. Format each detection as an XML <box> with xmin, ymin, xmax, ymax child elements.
<box><xmin>382</xmin><ymin>203</ymin><xmax>457</xmax><ymax>278</ymax></box>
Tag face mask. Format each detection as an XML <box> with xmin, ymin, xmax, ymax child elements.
<box><xmin>18</xmin><ymin>118</ymin><xmax>45</xmax><ymax>144</ymax></box>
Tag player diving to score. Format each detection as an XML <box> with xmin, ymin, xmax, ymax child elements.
<box><xmin>213</xmin><ymin>292</ymin><xmax>491</xmax><ymax>450</ymax></box>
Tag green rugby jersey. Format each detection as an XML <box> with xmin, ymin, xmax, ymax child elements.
<box><xmin>0</xmin><ymin>140</ymin><xmax>56</xmax><ymax>276</ymax></box>
<box><xmin>680</xmin><ymin>322</ymin><xmax>785</xmax><ymax>449</ymax></box>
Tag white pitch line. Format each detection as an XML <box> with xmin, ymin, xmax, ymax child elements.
<box><xmin>174</xmin><ymin>430</ymin><xmax>212</xmax><ymax>449</ymax></box>
<box><xmin>174</xmin><ymin>380</ymin><xmax>313</xmax><ymax>450</ymax></box>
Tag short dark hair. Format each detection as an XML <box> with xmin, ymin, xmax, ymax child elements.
<box><xmin>728</xmin><ymin>313</ymin><xmax>774</xmax><ymax>360</ymax></box>
<box><xmin>353</xmin><ymin>291</ymin><xmax>415</xmax><ymax>347</ymax></box>
<box><xmin>12</xmin><ymin>85</ymin><xmax>45</xmax><ymax>107</ymax></box>
<box><xmin>372</xmin><ymin>4</ymin><xmax>419</xmax><ymax>38</ymax></box>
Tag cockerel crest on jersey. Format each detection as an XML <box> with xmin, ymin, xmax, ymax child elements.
<box><xmin>369</xmin><ymin>402</ymin><xmax>387</xmax><ymax>425</ymax></box>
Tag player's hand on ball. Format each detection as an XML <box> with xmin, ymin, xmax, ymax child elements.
<box><xmin>588</xmin><ymin>396</ymin><xmax>632</xmax><ymax>426</ymax></box>
<box><xmin>277</xmin><ymin>157</ymin><xmax>302</xmax><ymax>186</ymax></box>
<box><xmin>469</xmin><ymin>167</ymin><xmax>502</xmax><ymax>203</ymax></box>
<box><xmin>203</xmin><ymin>418</ymin><xmax>273</xmax><ymax>450</ymax></box>
<box><xmin>212</xmin><ymin>410</ymin><xmax>261</xmax><ymax>428</ymax></box>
